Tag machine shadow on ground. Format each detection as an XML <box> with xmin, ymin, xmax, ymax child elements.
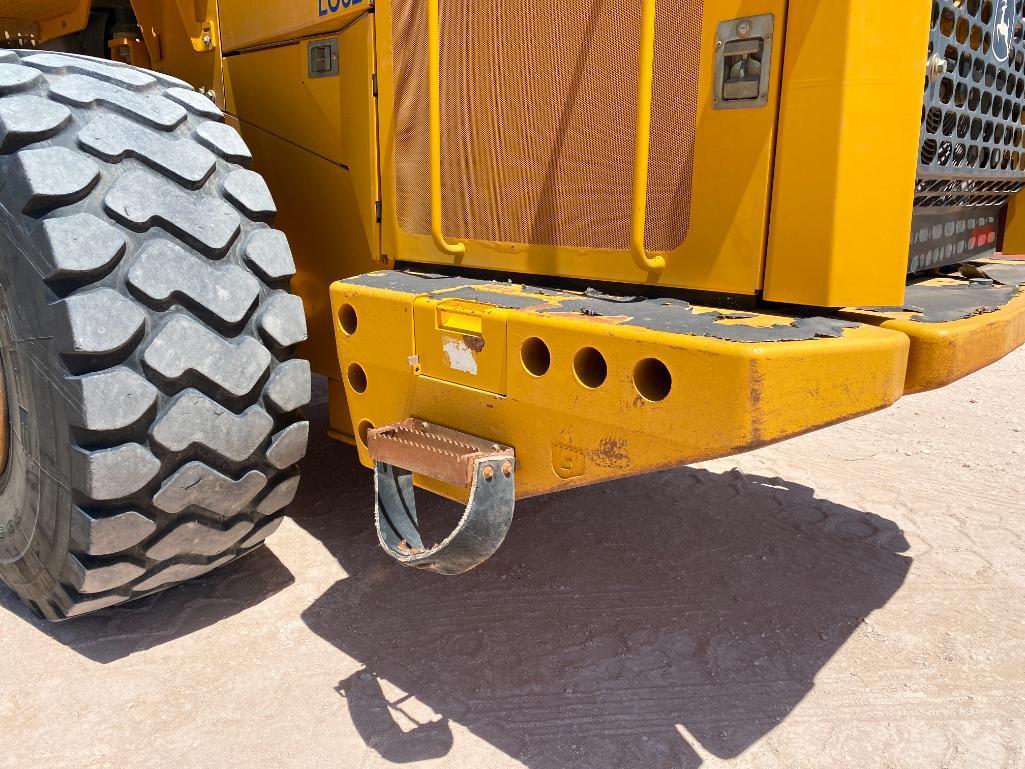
<box><xmin>292</xmin><ymin>398</ymin><xmax>914</xmax><ymax>769</ymax></box>
<box><xmin>0</xmin><ymin>391</ymin><xmax>913</xmax><ymax>768</ymax></box>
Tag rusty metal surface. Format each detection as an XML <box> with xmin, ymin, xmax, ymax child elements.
<box><xmin>367</xmin><ymin>419</ymin><xmax>514</xmax><ymax>488</ymax></box>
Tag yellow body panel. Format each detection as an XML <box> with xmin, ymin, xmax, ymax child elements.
<box><xmin>375</xmin><ymin>0</ymin><xmax>787</xmax><ymax>296</ymax></box>
<box><xmin>217</xmin><ymin>0</ymin><xmax>365</xmax><ymax>53</ymax></box>
<box><xmin>0</xmin><ymin>0</ymin><xmax>89</xmax><ymax>43</ymax></box>
<box><xmin>132</xmin><ymin>0</ymin><xmax>221</xmax><ymax>96</ymax></box>
<box><xmin>332</xmin><ymin>277</ymin><xmax>910</xmax><ymax>500</ymax></box>
<box><xmin>1003</xmin><ymin>198</ymin><xmax>1025</xmax><ymax>256</ymax></box>
<box><xmin>763</xmin><ymin>0</ymin><xmax>931</xmax><ymax>308</ymax></box>
<box><xmin>26</xmin><ymin>0</ymin><xmax>1023</xmax><ymax>502</ymax></box>
<box><xmin>843</xmin><ymin>288</ymin><xmax>1025</xmax><ymax>395</ymax></box>
<box><xmin>221</xmin><ymin>14</ymin><xmax>382</xmax><ymax>382</ymax></box>
<box><xmin>413</xmin><ymin>299</ymin><xmax>510</xmax><ymax>396</ymax></box>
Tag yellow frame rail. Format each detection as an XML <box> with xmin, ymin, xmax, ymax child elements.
<box><xmin>428</xmin><ymin>0</ymin><xmax>465</xmax><ymax>257</ymax></box>
<box><xmin>631</xmin><ymin>0</ymin><xmax>665</xmax><ymax>273</ymax></box>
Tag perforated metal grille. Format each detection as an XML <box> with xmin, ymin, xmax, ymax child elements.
<box><xmin>909</xmin><ymin>210</ymin><xmax>998</xmax><ymax>272</ymax></box>
<box><xmin>916</xmin><ymin>0</ymin><xmax>1025</xmax><ymax>210</ymax></box>
<box><xmin>390</xmin><ymin>0</ymin><xmax>703</xmax><ymax>252</ymax></box>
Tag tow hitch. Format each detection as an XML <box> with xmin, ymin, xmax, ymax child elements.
<box><xmin>367</xmin><ymin>420</ymin><xmax>516</xmax><ymax>575</ymax></box>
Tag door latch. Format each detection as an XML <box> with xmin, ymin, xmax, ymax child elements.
<box><xmin>308</xmin><ymin>38</ymin><xmax>339</xmax><ymax>79</ymax></box>
<box><xmin>714</xmin><ymin>15</ymin><xmax>774</xmax><ymax>110</ymax></box>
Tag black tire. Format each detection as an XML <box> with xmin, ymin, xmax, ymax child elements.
<box><xmin>0</xmin><ymin>51</ymin><xmax>312</xmax><ymax>619</ymax></box>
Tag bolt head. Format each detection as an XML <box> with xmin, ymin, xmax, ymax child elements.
<box><xmin>501</xmin><ymin>461</ymin><xmax>513</xmax><ymax>478</ymax></box>
<box><xmin>482</xmin><ymin>465</ymin><xmax>495</xmax><ymax>481</ymax></box>
<box><xmin>736</xmin><ymin>20</ymin><xmax>753</xmax><ymax>37</ymax></box>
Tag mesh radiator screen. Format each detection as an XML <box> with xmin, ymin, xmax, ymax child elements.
<box><xmin>390</xmin><ymin>0</ymin><xmax>704</xmax><ymax>252</ymax></box>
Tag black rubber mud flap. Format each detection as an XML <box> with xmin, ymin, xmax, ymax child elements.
<box><xmin>374</xmin><ymin>457</ymin><xmax>515</xmax><ymax>576</ymax></box>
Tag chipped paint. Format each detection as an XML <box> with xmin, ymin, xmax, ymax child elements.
<box><xmin>346</xmin><ymin>271</ymin><xmax>857</xmax><ymax>343</ymax></box>
<box><xmin>589</xmin><ymin>437</ymin><xmax>630</xmax><ymax>469</ymax></box>
<box><xmin>442</xmin><ymin>336</ymin><xmax>478</xmax><ymax>375</ymax></box>
<box><xmin>462</xmin><ymin>334</ymin><xmax>485</xmax><ymax>353</ymax></box>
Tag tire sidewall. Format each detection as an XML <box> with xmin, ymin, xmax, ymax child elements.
<box><xmin>0</xmin><ymin>218</ymin><xmax>73</xmax><ymax>592</ymax></box>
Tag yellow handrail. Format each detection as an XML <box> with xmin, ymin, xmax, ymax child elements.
<box><xmin>428</xmin><ymin>0</ymin><xmax>465</xmax><ymax>256</ymax></box>
<box><xmin>631</xmin><ymin>0</ymin><xmax>666</xmax><ymax>273</ymax></box>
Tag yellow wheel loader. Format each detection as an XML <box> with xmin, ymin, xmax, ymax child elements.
<box><xmin>0</xmin><ymin>0</ymin><xmax>1023</xmax><ymax>617</ymax></box>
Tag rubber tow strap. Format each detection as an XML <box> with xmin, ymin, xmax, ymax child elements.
<box><xmin>373</xmin><ymin>456</ymin><xmax>516</xmax><ymax>575</ymax></box>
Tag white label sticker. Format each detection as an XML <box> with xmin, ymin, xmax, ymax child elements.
<box><xmin>442</xmin><ymin>336</ymin><xmax>478</xmax><ymax>375</ymax></box>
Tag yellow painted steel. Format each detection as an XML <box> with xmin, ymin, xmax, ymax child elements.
<box><xmin>427</xmin><ymin>0</ymin><xmax>464</xmax><ymax>257</ymax></box>
<box><xmin>50</xmin><ymin>0</ymin><xmax>1025</xmax><ymax>494</ymax></box>
<box><xmin>0</xmin><ymin>0</ymin><xmax>89</xmax><ymax>43</ymax></box>
<box><xmin>222</xmin><ymin>16</ymin><xmax>382</xmax><ymax>382</ymax></box>
<box><xmin>108</xmin><ymin>34</ymin><xmax>151</xmax><ymax>68</ymax></box>
<box><xmin>763</xmin><ymin>0</ymin><xmax>932</xmax><ymax>308</ymax></box>
<box><xmin>630</xmin><ymin>0</ymin><xmax>665</xmax><ymax>274</ymax></box>
<box><xmin>172</xmin><ymin>0</ymin><xmax>217</xmax><ymax>52</ymax></box>
<box><xmin>1003</xmin><ymin>197</ymin><xmax>1025</xmax><ymax>256</ymax></box>
<box><xmin>332</xmin><ymin>278</ymin><xmax>911</xmax><ymax>500</ymax></box>
<box><xmin>414</xmin><ymin>299</ymin><xmax>510</xmax><ymax>395</ymax></box>
<box><xmin>842</xmin><ymin>286</ymin><xmax>1025</xmax><ymax>395</ymax></box>
<box><xmin>375</xmin><ymin>0</ymin><xmax>789</xmax><ymax>296</ymax></box>
<box><xmin>131</xmin><ymin>0</ymin><xmax>222</xmax><ymax>98</ymax></box>
<box><xmin>217</xmin><ymin>0</ymin><xmax>365</xmax><ymax>53</ymax></box>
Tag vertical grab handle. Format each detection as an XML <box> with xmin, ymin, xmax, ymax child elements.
<box><xmin>428</xmin><ymin>0</ymin><xmax>465</xmax><ymax>256</ymax></box>
<box><xmin>631</xmin><ymin>0</ymin><xmax>666</xmax><ymax>273</ymax></box>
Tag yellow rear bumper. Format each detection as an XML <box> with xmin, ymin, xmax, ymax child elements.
<box><xmin>330</xmin><ymin>273</ymin><xmax>910</xmax><ymax>499</ymax></box>
<box><xmin>841</xmin><ymin>263</ymin><xmax>1025</xmax><ymax>394</ymax></box>
<box><xmin>330</xmin><ymin>268</ymin><xmax>1025</xmax><ymax>500</ymax></box>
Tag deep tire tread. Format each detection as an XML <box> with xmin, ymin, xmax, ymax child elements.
<box><xmin>0</xmin><ymin>52</ymin><xmax>311</xmax><ymax>619</ymax></box>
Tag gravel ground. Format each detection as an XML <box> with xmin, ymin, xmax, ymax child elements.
<box><xmin>2</xmin><ymin>349</ymin><xmax>1024</xmax><ymax>769</ymax></box>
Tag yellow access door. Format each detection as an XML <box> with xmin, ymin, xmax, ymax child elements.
<box><xmin>375</xmin><ymin>0</ymin><xmax>787</xmax><ymax>296</ymax></box>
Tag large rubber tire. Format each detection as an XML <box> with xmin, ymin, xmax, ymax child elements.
<box><xmin>0</xmin><ymin>51</ymin><xmax>312</xmax><ymax>619</ymax></box>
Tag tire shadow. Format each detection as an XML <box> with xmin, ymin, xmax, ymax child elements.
<box><xmin>0</xmin><ymin>546</ymin><xmax>294</xmax><ymax>664</ymax></box>
<box><xmin>291</xmin><ymin>396</ymin><xmax>914</xmax><ymax>769</ymax></box>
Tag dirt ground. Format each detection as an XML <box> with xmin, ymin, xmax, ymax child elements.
<box><xmin>2</xmin><ymin>349</ymin><xmax>1024</xmax><ymax>769</ymax></box>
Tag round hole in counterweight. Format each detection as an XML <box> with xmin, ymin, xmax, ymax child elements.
<box><xmin>347</xmin><ymin>363</ymin><xmax>367</xmax><ymax>394</ymax></box>
<box><xmin>357</xmin><ymin>420</ymin><xmax>374</xmax><ymax>448</ymax></box>
<box><xmin>573</xmin><ymin>347</ymin><xmax>607</xmax><ymax>389</ymax></box>
<box><xmin>634</xmin><ymin>358</ymin><xmax>672</xmax><ymax>402</ymax></box>
<box><xmin>521</xmin><ymin>337</ymin><xmax>551</xmax><ymax>377</ymax></box>
<box><xmin>339</xmin><ymin>303</ymin><xmax>358</xmax><ymax>335</ymax></box>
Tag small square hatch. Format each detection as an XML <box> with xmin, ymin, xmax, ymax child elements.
<box><xmin>412</xmin><ymin>298</ymin><xmax>510</xmax><ymax>395</ymax></box>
